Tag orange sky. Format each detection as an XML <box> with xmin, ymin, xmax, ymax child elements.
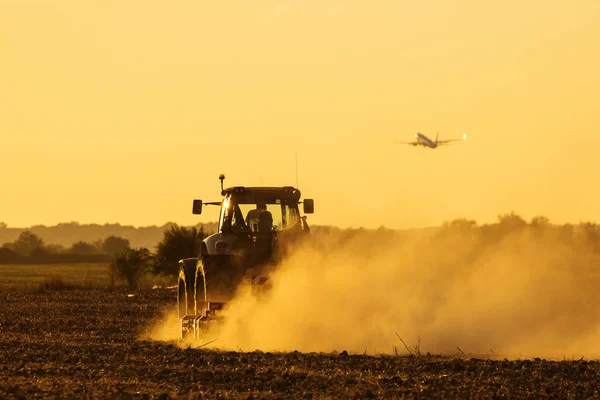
<box><xmin>1</xmin><ymin>1</ymin><xmax>600</xmax><ymax>229</ymax></box>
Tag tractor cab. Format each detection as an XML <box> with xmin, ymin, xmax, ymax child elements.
<box><xmin>191</xmin><ymin>175</ymin><xmax>314</xmax><ymax>262</ymax></box>
<box><xmin>218</xmin><ymin>186</ymin><xmax>311</xmax><ymax>234</ymax></box>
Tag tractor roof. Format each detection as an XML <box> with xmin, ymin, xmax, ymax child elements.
<box><xmin>224</xmin><ymin>186</ymin><xmax>296</xmax><ymax>192</ymax></box>
<box><xmin>223</xmin><ymin>186</ymin><xmax>301</xmax><ymax>201</ymax></box>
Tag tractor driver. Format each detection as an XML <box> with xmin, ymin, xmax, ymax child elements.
<box><xmin>245</xmin><ymin>201</ymin><xmax>267</xmax><ymax>232</ymax></box>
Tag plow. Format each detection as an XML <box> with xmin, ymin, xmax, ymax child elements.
<box><xmin>180</xmin><ymin>296</ymin><xmax>227</xmax><ymax>340</ymax></box>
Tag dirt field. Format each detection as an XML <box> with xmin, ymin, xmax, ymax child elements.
<box><xmin>0</xmin><ymin>288</ymin><xmax>598</xmax><ymax>399</ymax></box>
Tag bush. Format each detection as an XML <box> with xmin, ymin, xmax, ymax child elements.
<box><xmin>153</xmin><ymin>225</ymin><xmax>208</xmax><ymax>276</ymax></box>
<box><xmin>110</xmin><ymin>248</ymin><xmax>151</xmax><ymax>290</ymax></box>
<box><xmin>102</xmin><ymin>236</ymin><xmax>130</xmax><ymax>256</ymax></box>
<box><xmin>0</xmin><ymin>247</ymin><xmax>19</xmax><ymax>263</ymax></box>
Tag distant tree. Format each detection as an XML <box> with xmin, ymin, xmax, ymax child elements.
<box><xmin>530</xmin><ymin>215</ymin><xmax>550</xmax><ymax>229</ymax></box>
<box><xmin>30</xmin><ymin>247</ymin><xmax>51</xmax><ymax>260</ymax></box>
<box><xmin>578</xmin><ymin>222</ymin><xmax>600</xmax><ymax>251</ymax></box>
<box><xmin>442</xmin><ymin>218</ymin><xmax>477</xmax><ymax>231</ymax></box>
<box><xmin>497</xmin><ymin>211</ymin><xmax>527</xmax><ymax>235</ymax></box>
<box><xmin>558</xmin><ymin>223</ymin><xmax>575</xmax><ymax>245</ymax></box>
<box><xmin>11</xmin><ymin>230</ymin><xmax>44</xmax><ymax>256</ymax></box>
<box><xmin>92</xmin><ymin>239</ymin><xmax>104</xmax><ymax>253</ymax></box>
<box><xmin>579</xmin><ymin>222</ymin><xmax>599</xmax><ymax>237</ymax></box>
<box><xmin>110</xmin><ymin>247</ymin><xmax>151</xmax><ymax>290</ymax></box>
<box><xmin>102</xmin><ymin>236</ymin><xmax>130</xmax><ymax>256</ymax></box>
<box><xmin>0</xmin><ymin>222</ymin><xmax>7</xmax><ymax>229</ymax></box>
<box><xmin>70</xmin><ymin>241</ymin><xmax>97</xmax><ymax>255</ymax></box>
<box><xmin>154</xmin><ymin>225</ymin><xmax>207</xmax><ymax>276</ymax></box>
<box><xmin>45</xmin><ymin>244</ymin><xmax>66</xmax><ymax>254</ymax></box>
<box><xmin>0</xmin><ymin>247</ymin><xmax>18</xmax><ymax>263</ymax></box>
<box><xmin>436</xmin><ymin>218</ymin><xmax>478</xmax><ymax>243</ymax></box>
<box><xmin>530</xmin><ymin>215</ymin><xmax>551</xmax><ymax>239</ymax></box>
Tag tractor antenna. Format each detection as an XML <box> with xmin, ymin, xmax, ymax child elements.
<box><xmin>295</xmin><ymin>152</ymin><xmax>299</xmax><ymax>189</ymax></box>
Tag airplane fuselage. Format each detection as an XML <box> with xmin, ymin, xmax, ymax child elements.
<box><xmin>416</xmin><ymin>133</ymin><xmax>437</xmax><ymax>148</ymax></box>
<box><xmin>396</xmin><ymin>131</ymin><xmax>465</xmax><ymax>148</ymax></box>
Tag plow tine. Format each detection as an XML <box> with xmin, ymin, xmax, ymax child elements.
<box><xmin>197</xmin><ymin>338</ymin><xmax>219</xmax><ymax>348</ymax></box>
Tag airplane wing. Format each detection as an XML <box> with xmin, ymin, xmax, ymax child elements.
<box><xmin>395</xmin><ymin>139</ymin><xmax>418</xmax><ymax>146</ymax></box>
<box><xmin>436</xmin><ymin>133</ymin><xmax>467</xmax><ymax>145</ymax></box>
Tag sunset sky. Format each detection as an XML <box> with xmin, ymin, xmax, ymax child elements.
<box><xmin>2</xmin><ymin>1</ymin><xmax>600</xmax><ymax>229</ymax></box>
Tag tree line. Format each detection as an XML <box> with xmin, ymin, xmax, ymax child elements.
<box><xmin>0</xmin><ymin>231</ymin><xmax>131</xmax><ymax>264</ymax></box>
<box><xmin>113</xmin><ymin>212</ymin><xmax>600</xmax><ymax>289</ymax></box>
<box><xmin>0</xmin><ymin>221</ymin><xmax>218</xmax><ymax>250</ymax></box>
<box><xmin>4</xmin><ymin>212</ymin><xmax>600</xmax><ymax>290</ymax></box>
<box><xmin>0</xmin><ymin>224</ymin><xmax>211</xmax><ymax>290</ymax></box>
<box><xmin>307</xmin><ymin>212</ymin><xmax>600</xmax><ymax>268</ymax></box>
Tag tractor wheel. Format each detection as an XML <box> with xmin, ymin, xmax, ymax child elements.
<box><xmin>194</xmin><ymin>265</ymin><xmax>207</xmax><ymax>316</ymax></box>
<box><xmin>197</xmin><ymin>256</ymin><xmax>245</xmax><ymax>302</ymax></box>
<box><xmin>177</xmin><ymin>258</ymin><xmax>198</xmax><ymax>320</ymax></box>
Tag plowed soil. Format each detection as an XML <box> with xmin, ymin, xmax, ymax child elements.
<box><xmin>0</xmin><ymin>289</ymin><xmax>598</xmax><ymax>399</ymax></box>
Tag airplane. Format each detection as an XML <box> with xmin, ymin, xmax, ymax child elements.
<box><xmin>396</xmin><ymin>132</ymin><xmax>467</xmax><ymax>149</ymax></box>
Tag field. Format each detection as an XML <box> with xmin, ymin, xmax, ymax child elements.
<box><xmin>0</xmin><ymin>263</ymin><xmax>111</xmax><ymax>290</ymax></box>
<box><xmin>0</xmin><ymin>263</ymin><xmax>174</xmax><ymax>291</ymax></box>
<box><xmin>1</xmin><ymin>282</ymin><xmax>599</xmax><ymax>398</ymax></box>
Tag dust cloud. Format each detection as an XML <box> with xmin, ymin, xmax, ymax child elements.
<box><xmin>145</xmin><ymin>219</ymin><xmax>600</xmax><ymax>359</ymax></box>
<box><xmin>141</xmin><ymin>310</ymin><xmax>182</xmax><ymax>343</ymax></box>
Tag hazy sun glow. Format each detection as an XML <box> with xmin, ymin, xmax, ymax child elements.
<box><xmin>2</xmin><ymin>0</ymin><xmax>600</xmax><ymax>229</ymax></box>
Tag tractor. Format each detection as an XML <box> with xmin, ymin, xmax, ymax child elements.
<box><xmin>177</xmin><ymin>174</ymin><xmax>315</xmax><ymax>339</ymax></box>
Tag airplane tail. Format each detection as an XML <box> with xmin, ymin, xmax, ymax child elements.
<box><xmin>435</xmin><ymin>131</ymin><xmax>439</xmax><ymax>144</ymax></box>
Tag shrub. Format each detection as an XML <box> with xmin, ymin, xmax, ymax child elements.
<box><xmin>153</xmin><ymin>225</ymin><xmax>208</xmax><ymax>276</ymax></box>
<box><xmin>110</xmin><ymin>247</ymin><xmax>151</xmax><ymax>290</ymax></box>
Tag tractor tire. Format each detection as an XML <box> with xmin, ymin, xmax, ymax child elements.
<box><xmin>194</xmin><ymin>265</ymin><xmax>207</xmax><ymax>316</ymax></box>
<box><xmin>177</xmin><ymin>258</ymin><xmax>198</xmax><ymax>320</ymax></box>
<box><xmin>196</xmin><ymin>255</ymin><xmax>245</xmax><ymax>302</ymax></box>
